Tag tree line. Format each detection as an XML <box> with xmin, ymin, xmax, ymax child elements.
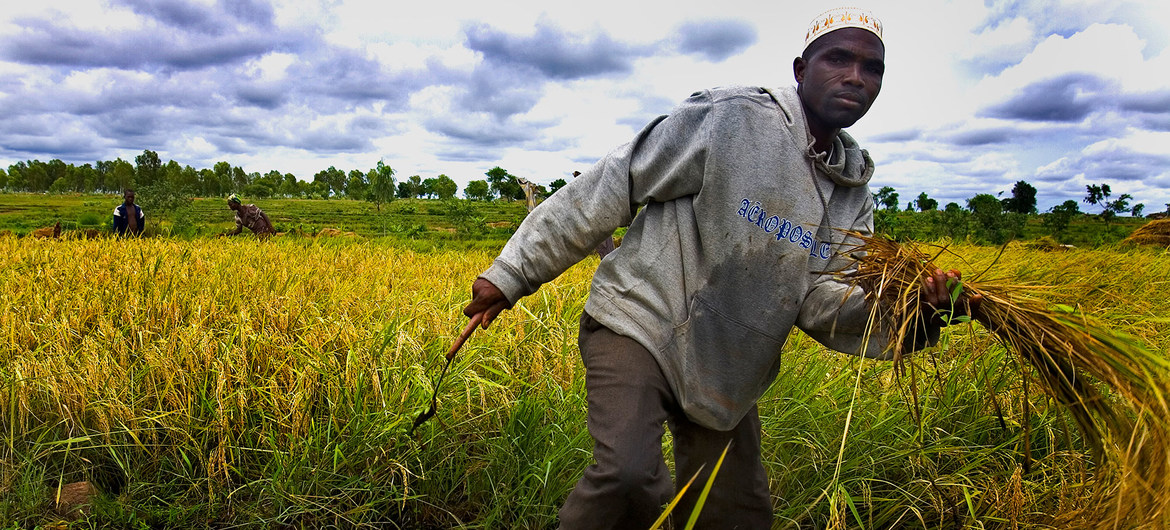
<box><xmin>873</xmin><ymin>180</ymin><xmax>1152</xmax><ymax>218</ymax></box>
<box><xmin>870</xmin><ymin>180</ymin><xmax>1166</xmax><ymax>245</ymax></box>
<box><xmin>0</xmin><ymin>150</ymin><xmax>565</xmax><ymax>207</ymax></box>
<box><xmin>4</xmin><ymin>153</ymin><xmax>1163</xmax><ymax>244</ymax></box>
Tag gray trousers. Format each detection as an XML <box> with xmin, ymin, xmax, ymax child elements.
<box><xmin>558</xmin><ymin>313</ymin><xmax>772</xmax><ymax>529</ymax></box>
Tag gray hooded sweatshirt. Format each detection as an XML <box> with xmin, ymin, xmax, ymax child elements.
<box><xmin>480</xmin><ymin>85</ymin><xmax>893</xmax><ymax>430</ymax></box>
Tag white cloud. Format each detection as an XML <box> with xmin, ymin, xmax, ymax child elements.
<box><xmin>244</xmin><ymin>52</ymin><xmax>297</xmax><ymax>82</ymax></box>
<box><xmin>961</xmin><ymin>16</ymin><xmax>1035</xmax><ymax>66</ymax></box>
<box><xmin>973</xmin><ymin>23</ymin><xmax>1157</xmax><ymax>108</ymax></box>
<box><xmin>1</xmin><ymin>0</ymin><xmax>1168</xmax><ymax>213</ymax></box>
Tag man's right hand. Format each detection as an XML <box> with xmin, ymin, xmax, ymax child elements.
<box><xmin>462</xmin><ymin>278</ymin><xmax>512</xmax><ymax>330</ymax></box>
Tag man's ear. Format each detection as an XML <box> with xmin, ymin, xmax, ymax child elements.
<box><xmin>793</xmin><ymin>57</ymin><xmax>806</xmax><ymax>83</ymax></box>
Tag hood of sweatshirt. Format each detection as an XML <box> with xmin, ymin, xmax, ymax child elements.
<box><xmin>765</xmin><ymin>85</ymin><xmax>874</xmax><ymax>188</ymax></box>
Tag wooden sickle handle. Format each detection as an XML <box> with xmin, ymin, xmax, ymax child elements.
<box><xmin>446</xmin><ymin>312</ymin><xmax>484</xmax><ymax>360</ymax></box>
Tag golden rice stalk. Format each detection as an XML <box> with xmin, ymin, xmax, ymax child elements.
<box><xmin>841</xmin><ymin>233</ymin><xmax>1170</xmax><ymax>527</ymax></box>
<box><xmin>1123</xmin><ymin>218</ymin><xmax>1170</xmax><ymax>247</ymax></box>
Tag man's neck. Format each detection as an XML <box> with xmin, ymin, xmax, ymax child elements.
<box><xmin>797</xmin><ymin>96</ymin><xmax>837</xmax><ymax>154</ymax></box>
<box><xmin>808</xmin><ymin>124</ymin><xmax>838</xmax><ymax>155</ymax></box>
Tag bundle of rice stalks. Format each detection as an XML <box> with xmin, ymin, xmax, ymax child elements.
<box><xmin>841</xmin><ymin>233</ymin><xmax>1170</xmax><ymax>527</ymax></box>
<box><xmin>1123</xmin><ymin>218</ymin><xmax>1170</xmax><ymax>247</ymax></box>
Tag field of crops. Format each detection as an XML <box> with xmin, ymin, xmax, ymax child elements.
<box><xmin>1</xmin><ymin>234</ymin><xmax>1168</xmax><ymax>529</ymax></box>
<box><xmin>0</xmin><ymin>193</ymin><xmax>530</xmax><ymax>244</ymax></box>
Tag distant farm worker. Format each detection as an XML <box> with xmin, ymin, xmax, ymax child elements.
<box><xmin>461</xmin><ymin>8</ymin><xmax>983</xmax><ymax>529</ymax></box>
<box><xmin>225</xmin><ymin>194</ymin><xmax>275</xmax><ymax>237</ymax></box>
<box><xmin>112</xmin><ymin>188</ymin><xmax>145</xmax><ymax>237</ymax></box>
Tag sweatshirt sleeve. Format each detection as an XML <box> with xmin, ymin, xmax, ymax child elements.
<box><xmin>480</xmin><ymin>91</ymin><xmax>715</xmax><ymax>304</ymax></box>
<box><xmin>796</xmin><ymin>194</ymin><xmax>902</xmax><ymax>359</ymax></box>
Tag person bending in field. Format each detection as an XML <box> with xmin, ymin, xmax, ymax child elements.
<box><xmin>113</xmin><ymin>189</ymin><xmax>145</xmax><ymax>237</ymax></box>
<box><xmin>225</xmin><ymin>194</ymin><xmax>275</xmax><ymax>237</ymax></box>
<box><xmin>460</xmin><ymin>8</ymin><xmax>982</xmax><ymax>530</ymax></box>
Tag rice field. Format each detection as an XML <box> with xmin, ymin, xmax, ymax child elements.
<box><xmin>1</xmin><ymin>234</ymin><xmax>1168</xmax><ymax>528</ymax></box>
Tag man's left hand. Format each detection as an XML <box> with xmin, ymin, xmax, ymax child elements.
<box><xmin>921</xmin><ymin>268</ymin><xmax>983</xmax><ymax>327</ymax></box>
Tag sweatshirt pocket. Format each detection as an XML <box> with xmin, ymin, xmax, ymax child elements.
<box><xmin>664</xmin><ymin>295</ymin><xmax>785</xmax><ymax>431</ymax></box>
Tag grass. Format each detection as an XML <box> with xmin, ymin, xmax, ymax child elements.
<box><xmin>1</xmin><ymin>192</ymin><xmax>1156</xmax><ymax>249</ymax></box>
<box><xmin>0</xmin><ymin>192</ymin><xmax>529</xmax><ymax>246</ymax></box>
<box><xmin>0</xmin><ymin>235</ymin><xmax>1167</xmax><ymax>528</ymax></box>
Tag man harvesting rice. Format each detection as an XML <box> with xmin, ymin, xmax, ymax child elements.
<box><xmin>463</xmin><ymin>8</ymin><xmax>981</xmax><ymax>528</ymax></box>
<box><xmin>224</xmin><ymin>194</ymin><xmax>275</xmax><ymax>237</ymax></box>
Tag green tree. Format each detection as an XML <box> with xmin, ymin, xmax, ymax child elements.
<box><xmin>368</xmin><ymin>160</ymin><xmax>396</xmax><ymax>210</ymax></box>
<box><xmin>464</xmin><ymin>179</ymin><xmax>491</xmax><ymax>201</ymax></box>
<box><xmin>967</xmin><ymin>193</ymin><xmax>1014</xmax><ymax>243</ymax></box>
<box><xmin>45</xmin><ymin>159</ymin><xmax>67</xmax><ymax>191</ymax></box>
<box><xmin>7</xmin><ymin>162</ymin><xmax>28</xmax><ymax>191</ymax></box>
<box><xmin>406</xmin><ymin>175</ymin><xmax>423</xmax><ymax>198</ymax></box>
<box><xmin>967</xmin><ymin>193</ymin><xmax>1001</xmax><ymax>218</ymax></box>
<box><xmin>433</xmin><ymin>174</ymin><xmax>458</xmax><ymax>200</ymax></box>
<box><xmin>199</xmin><ymin>168</ymin><xmax>221</xmax><ymax>196</ymax></box>
<box><xmin>111</xmin><ymin>158</ymin><xmax>136</xmax><ymax>192</ymax></box>
<box><xmin>25</xmin><ymin>161</ymin><xmax>50</xmax><ymax>192</ymax></box>
<box><xmin>914</xmin><ymin>192</ymin><xmax>938</xmax><ymax>212</ymax></box>
<box><xmin>872</xmin><ymin>186</ymin><xmax>899</xmax><ymax>211</ymax></box>
<box><xmin>313</xmin><ymin>166</ymin><xmax>346</xmax><ymax>198</ymax></box>
<box><xmin>485</xmin><ymin>166</ymin><xmax>523</xmax><ymax>201</ymax></box>
<box><xmin>177</xmin><ymin>165</ymin><xmax>200</xmax><ymax>193</ymax></box>
<box><xmin>421</xmin><ymin>177</ymin><xmax>437</xmax><ymax>199</ymax></box>
<box><xmin>1042</xmin><ymin>200</ymin><xmax>1080</xmax><ymax>239</ymax></box>
<box><xmin>1132</xmin><ymin>203</ymin><xmax>1145</xmax><ymax>218</ymax></box>
<box><xmin>1083</xmin><ymin>183</ymin><xmax>1111</xmax><ymax>213</ymax></box>
<box><xmin>0</xmin><ymin>168</ymin><xmax>7</xmax><ymax>190</ymax></box>
<box><xmin>308</xmin><ymin>180</ymin><xmax>330</xmax><ymax>199</ymax></box>
<box><xmin>48</xmin><ymin>177</ymin><xmax>69</xmax><ymax>194</ymax></box>
<box><xmin>549</xmin><ymin>178</ymin><xmax>568</xmax><ymax>194</ymax></box>
<box><xmin>94</xmin><ymin>160</ymin><xmax>114</xmax><ymax>192</ymax></box>
<box><xmin>82</xmin><ymin>163</ymin><xmax>103</xmax><ymax>191</ymax></box>
<box><xmin>213</xmin><ymin>161</ymin><xmax>234</xmax><ymax>195</ymax></box>
<box><xmin>1001</xmin><ymin>180</ymin><xmax>1038</xmax><ymax>214</ymax></box>
<box><xmin>346</xmin><ymin>169</ymin><xmax>368</xmax><ymax>199</ymax></box>
<box><xmin>231</xmin><ymin>166</ymin><xmax>249</xmax><ymax>191</ymax></box>
<box><xmin>243</xmin><ymin>183</ymin><xmax>274</xmax><ymax>198</ymax></box>
<box><xmin>279</xmin><ymin>173</ymin><xmax>303</xmax><ymax>198</ymax></box>
<box><xmin>1103</xmin><ymin>193</ymin><xmax>1133</xmax><ymax>222</ymax></box>
<box><xmin>137</xmin><ymin>177</ymin><xmax>196</xmax><ymax>235</ymax></box>
<box><xmin>256</xmin><ymin>170</ymin><xmax>284</xmax><ymax>192</ymax></box>
<box><xmin>445</xmin><ymin>199</ymin><xmax>486</xmax><ymax>237</ymax></box>
<box><xmin>68</xmin><ymin>163</ymin><xmax>97</xmax><ymax>192</ymax></box>
<box><xmin>135</xmin><ymin>149</ymin><xmax>162</xmax><ymax>188</ymax></box>
<box><xmin>940</xmin><ymin>202</ymin><xmax>969</xmax><ymax>238</ymax></box>
<box><xmin>159</xmin><ymin>160</ymin><xmax>182</xmax><ymax>190</ymax></box>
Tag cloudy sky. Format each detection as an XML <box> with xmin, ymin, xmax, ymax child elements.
<box><xmin>1</xmin><ymin>0</ymin><xmax>1167</xmax><ymax>212</ymax></box>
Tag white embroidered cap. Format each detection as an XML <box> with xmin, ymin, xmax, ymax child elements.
<box><xmin>804</xmin><ymin>7</ymin><xmax>883</xmax><ymax>52</ymax></box>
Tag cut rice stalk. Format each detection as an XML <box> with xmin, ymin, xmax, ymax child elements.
<box><xmin>840</xmin><ymin>233</ymin><xmax>1170</xmax><ymax>527</ymax></box>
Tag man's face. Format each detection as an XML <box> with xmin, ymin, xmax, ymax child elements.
<box><xmin>794</xmin><ymin>28</ymin><xmax>885</xmax><ymax>132</ymax></box>
<box><xmin>123</xmin><ymin>191</ymin><xmax>135</xmax><ymax>205</ymax></box>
